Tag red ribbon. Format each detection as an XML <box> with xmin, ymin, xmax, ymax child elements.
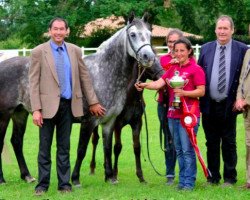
<box><xmin>180</xmin><ymin>96</ymin><xmax>210</xmax><ymax>178</ymax></box>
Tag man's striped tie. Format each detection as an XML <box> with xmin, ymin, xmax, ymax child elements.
<box><xmin>56</xmin><ymin>47</ymin><xmax>66</xmax><ymax>94</ymax></box>
<box><xmin>218</xmin><ymin>46</ymin><xmax>226</xmax><ymax>93</ymax></box>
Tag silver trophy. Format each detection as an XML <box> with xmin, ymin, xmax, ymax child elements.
<box><xmin>167</xmin><ymin>71</ymin><xmax>187</xmax><ymax>108</ymax></box>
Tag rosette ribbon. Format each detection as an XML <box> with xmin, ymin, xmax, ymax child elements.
<box><xmin>180</xmin><ymin>96</ymin><xmax>211</xmax><ymax>178</ymax></box>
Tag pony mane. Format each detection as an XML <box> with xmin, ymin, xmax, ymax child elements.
<box><xmin>97</xmin><ymin>17</ymin><xmax>150</xmax><ymax>53</ymax></box>
<box><xmin>97</xmin><ymin>28</ymin><xmax>125</xmax><ymax>52</ymax></box>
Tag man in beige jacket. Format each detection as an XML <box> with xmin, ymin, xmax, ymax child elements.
<box><xmin>235</xmin><ymin>49</ymin><xmax>250</xmax><ymax>189</ymax></box>
<box><xmin>29</xmin><ymin>17</ymin><xmax>105</xmax><ymax>196</ymax></box>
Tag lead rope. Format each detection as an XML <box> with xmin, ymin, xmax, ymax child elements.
<box><xmin>136</xmin><ymin>62</ymin><xmax>146</xmax><ymax>83</ymax></box>
<box><xmin>141</xmin><ymin>98</ymin><xmax>165</xmax><ymax>177</ymax></box>
<box><xmin>136</xmin><ymin>62</ymin><xmax>165</xmax><ymax>176</ymax></box>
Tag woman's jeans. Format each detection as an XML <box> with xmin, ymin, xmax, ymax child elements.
<box><xmin>168</xmin><ymin>117</ymin><xmax>199</xmax><ymax>189</ymax></box>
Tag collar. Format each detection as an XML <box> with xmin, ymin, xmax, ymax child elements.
<box><xmin>50</xmin><ymin>40</ymin><xmax>66</xmax><ymax>51</ymax></box>
<box><xmin>216</xmin><ymin>39</ymin><xmax>232</xmax><ymax>51</ymax></box>
<box><xmin>178</xmin><ymin>58</ymin><xmax>194</xmax><ymax>68</ymax></box>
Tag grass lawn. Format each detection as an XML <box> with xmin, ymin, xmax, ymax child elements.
<box><xmin>0</xmin><ymin>89</ymin><xmax>249</xmax><ymax>200</ymax></box>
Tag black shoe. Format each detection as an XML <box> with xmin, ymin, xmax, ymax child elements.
<box><xmin>166</xmin><ymin>177</ymin><xmax>174</xmax><ymax>185</ymax></box>
<box><xmin>207</xmin><ymin>179</ymin><xmax>220</xmax><ymax>185</ymax></box>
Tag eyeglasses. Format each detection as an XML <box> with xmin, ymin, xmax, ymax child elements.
<box><xmin>167</xmin><ymin>40</ymin><xmax>177</xmax><ymax>44</ymax></box>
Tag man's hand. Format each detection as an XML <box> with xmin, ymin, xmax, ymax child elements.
<box><xmin>234</xmin><ymin>99</ymin><xmax>247</xmax><ymax>111</ymax></box>
<box><xmin>32</xmin><ymin>110</ymin><xmax>43</xmax><ymax>127</ymax></box>
<box><xmin>89</xmin><ymin>103</ymin><xmax>106</xmax><ymax>117</ymax></box>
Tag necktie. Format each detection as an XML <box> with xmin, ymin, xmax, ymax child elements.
<box><xmin>218</xmin><ymin>46</ymin><xmax>226</xmax><ymax>93</ymax></box>
<box><xmin>56</xmin><ymin>47</ymin><xmax>66</xmax><ymax>94</ymax></box>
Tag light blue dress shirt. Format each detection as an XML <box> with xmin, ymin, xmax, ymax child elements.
<box><xmin>50</xmin><ymin>40</ymin><xmax>72</xmax><ymax>99</ymax></box>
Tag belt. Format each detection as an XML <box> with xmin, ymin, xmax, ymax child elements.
<box><xmin>60</xmin><ymin>98</ymin><xmax>71</xmax><ymax>102</ymax></box>
<box><xmin>211</xmin><ymin>98</ymin><xmax>227</xmax><ymax>105</ymax></box>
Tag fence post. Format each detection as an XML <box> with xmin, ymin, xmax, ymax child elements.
<box><xmin>194</xmin><ymin>44</ymin><xmax>200</xmax><ymax>60</ymax></box>
<box><xmin>23</xmin><ymin>48</ymin><xmax>26</xmax><ymax>56</ymax></box>
<box><xmin>81</xmin><ymin>47</ymin><xmax>85</xmax><ymax>57</ymax></box>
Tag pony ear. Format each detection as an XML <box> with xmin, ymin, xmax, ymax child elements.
<box><xmin>127</xmin><ymin>11</ymin><xmax>135</xmax><ymax>24</ymax></box>
<box><xmin>142</xmin><ymin>12</ymin><xmax>150</xmax><ymax>23</ymax></box>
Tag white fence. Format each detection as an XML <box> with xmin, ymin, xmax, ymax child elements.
<box><xmin>0</xmin><ymin>45</ymin><xmax>203</xmax><ymax>62</ymax></box>
<box><xmin>3</xmin><ymin>44</ymin><xmax>250</xmax><ymax>62</ymax></box>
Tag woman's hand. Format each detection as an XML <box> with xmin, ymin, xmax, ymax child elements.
<box><xmin>173</xmin><ymin>88</ymin><xmax>185</xmax><ymax>97</ymax></box>
<box><xmin>134</xmin><ymin>82</ymin><xmax>147</xmax><ymax>91</ymax></box>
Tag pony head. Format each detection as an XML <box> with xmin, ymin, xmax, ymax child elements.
<box><xmin>126</xmin><ymin>12</ymin><xmax>155</xmax><ymax>68</ymax></box>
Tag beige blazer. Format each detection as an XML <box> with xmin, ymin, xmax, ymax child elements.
<box><xmin>237</xmin><ymin>49</ymin><xmax>250</xmax><ymax>106</ymax></box>
<box><xmin>29</xmin><ymin>41</ymin><xmax>99</xmax><ymax>118</ymax></box>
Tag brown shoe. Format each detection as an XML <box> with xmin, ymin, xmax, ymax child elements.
<box><xmin>34</xmin><ymin>189</ymin><xmax>46</xmax><ymax>196</ymax></box>
<box><xmin>246</xmin><ymin>183</ymin><xmax>250</xmax><ymax>189</ymax></box>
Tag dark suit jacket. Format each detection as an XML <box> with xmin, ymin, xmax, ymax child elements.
<box><xmin>198</xmin><ymin>40</ymin><xmax>248</xmax><ymax>115</ymax></box>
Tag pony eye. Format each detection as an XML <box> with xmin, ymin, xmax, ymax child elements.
<box><xmin>130</xmin><ymin>32</ymin><xmax>136</xmax><ymax>38</ymax></box>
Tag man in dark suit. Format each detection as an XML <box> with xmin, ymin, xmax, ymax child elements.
<box><xmin>29</xmin><ymin>17</ymin><xmax>106</xmax><ymax>195</ymax></box>
<box><xmin>198</xmin><ymin>15</ymin><xmax>248</xmax><ymax>186</ymax></box>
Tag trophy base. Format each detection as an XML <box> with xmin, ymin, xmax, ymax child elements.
<box><xmin>172</xmin><ymin>101</ymin><xmax>181</xmax><ymax>109</ymax></box>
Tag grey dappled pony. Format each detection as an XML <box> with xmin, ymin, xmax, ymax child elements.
<box><xmin>71</xmin><ymin>13</ymin><xmax>159</xmax><ymax>186</ymax></box>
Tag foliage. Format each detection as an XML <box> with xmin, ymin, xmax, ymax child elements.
<box><xmin>0</xmin><ymin>35</ymin><xmax>27</xmax><ymax>49</ymax></box>
<box><xmin>169</xmin><ymin>0</ymin><xmax>250</xmax><ymax>41</ymax></box>
<box><xmin>1</xmin><ymin>0</ymin><xmax>250</xmax><ymax>47</ymax></box>
<box><xmin>172</xmin><ymin>0</ymin><xmax>200</xmax><ymax>34</ymax></box>
<box><xmin>81</xmin><ymin>27</ymin><xmax>117</xmax><ymax>47</ymax></box>
<box><xmin>187</xmin><ymin>36</ymin><xmax>207</xmax><ymax>46</ymax></box>
<box><xmin>233</xmin><ymin>34</ymin><xmax>250</xmax><ymax>44</ymax></box>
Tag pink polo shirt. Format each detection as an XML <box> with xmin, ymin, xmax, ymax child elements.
<box><xmin>161</xmin><ymin>58</ymin><xmax>205</xmax><ymax>119</ymax></box>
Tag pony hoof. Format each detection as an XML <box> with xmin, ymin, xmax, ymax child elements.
<box><xmin>89</xmin><ymin>171</ymin><xmax>95</xmax><ymax>176</ymax></box>
<box><xmin>108</xmin><ymin>178</ymin><xmax>119</xmax><ymax>185</ymax></box>
<box><xmin>0</xmin><ymin>179</ymin><xmax>6</xmax><ymax>185</ymax></box>
<box><xmin>72</xmin><ymin>180</ymin><xmax>81</xmax><ymax>188</ymax></box>
<box><xmin>140</xmin><ymin>180</ymin><xmax>147</xmax><ymax>184</ymax></box>
<box><xmin>25</xmin><ymin>176</ymin><xmax>36</xmax><ymax>183</ymax></box>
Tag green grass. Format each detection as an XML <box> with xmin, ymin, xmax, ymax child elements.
<box><xmin>0</xmin><ymin>90</ymin><xmax>249</xmax><ymax>200</ymax></box>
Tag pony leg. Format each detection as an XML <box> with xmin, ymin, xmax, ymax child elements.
<box><xmin>71</xmin><ymin>123</ymin><xmax>93</xmax><ymax>187</ymax></box>
<box><xmin>89</xmin><ymin>126</ymin><xmax>99</xmax><ymax>175</ymax></box>
<box><xmin>113</xmin><ymin>127</ymin><xmax>122</xmax><ymax>181</ymax></box>
<box><xmin>102</xmin><ymin>120</ymin><xmax>116</xmax><ymax>183</ymax></box>
<box><xmin>11</xmin><ymin>107</ymin><xmax>35</xmax><ymax>183</ymax></box>
<box><xmin>0</xmin><ymin>113</ymin><xmax>11</xmax><ymax>184</ymax></box>
<box><xmin>132</xmin><ymin>121</ymin><xmax>146</xmax><ymax>183</ymax></box>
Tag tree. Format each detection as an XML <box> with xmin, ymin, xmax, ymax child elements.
<box><xmin>1</xmin><ymin>0</ymin><xmax>250</xmax><ymax>48</ymax></box>
<box><xmin>1</xmin><ymin>0</ymin><xmax>165</xmax><ymax>47</ymax></box>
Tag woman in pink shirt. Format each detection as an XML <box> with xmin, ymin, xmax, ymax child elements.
<box><xmin>158</xmin><ymin>29</ymin><xmax>183</xmax><ymax>185</ymax></box>
<box><xmin>135</xmin><ymin>38</ymin><xmax>205</xmax><ymax>190</ymax></box>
